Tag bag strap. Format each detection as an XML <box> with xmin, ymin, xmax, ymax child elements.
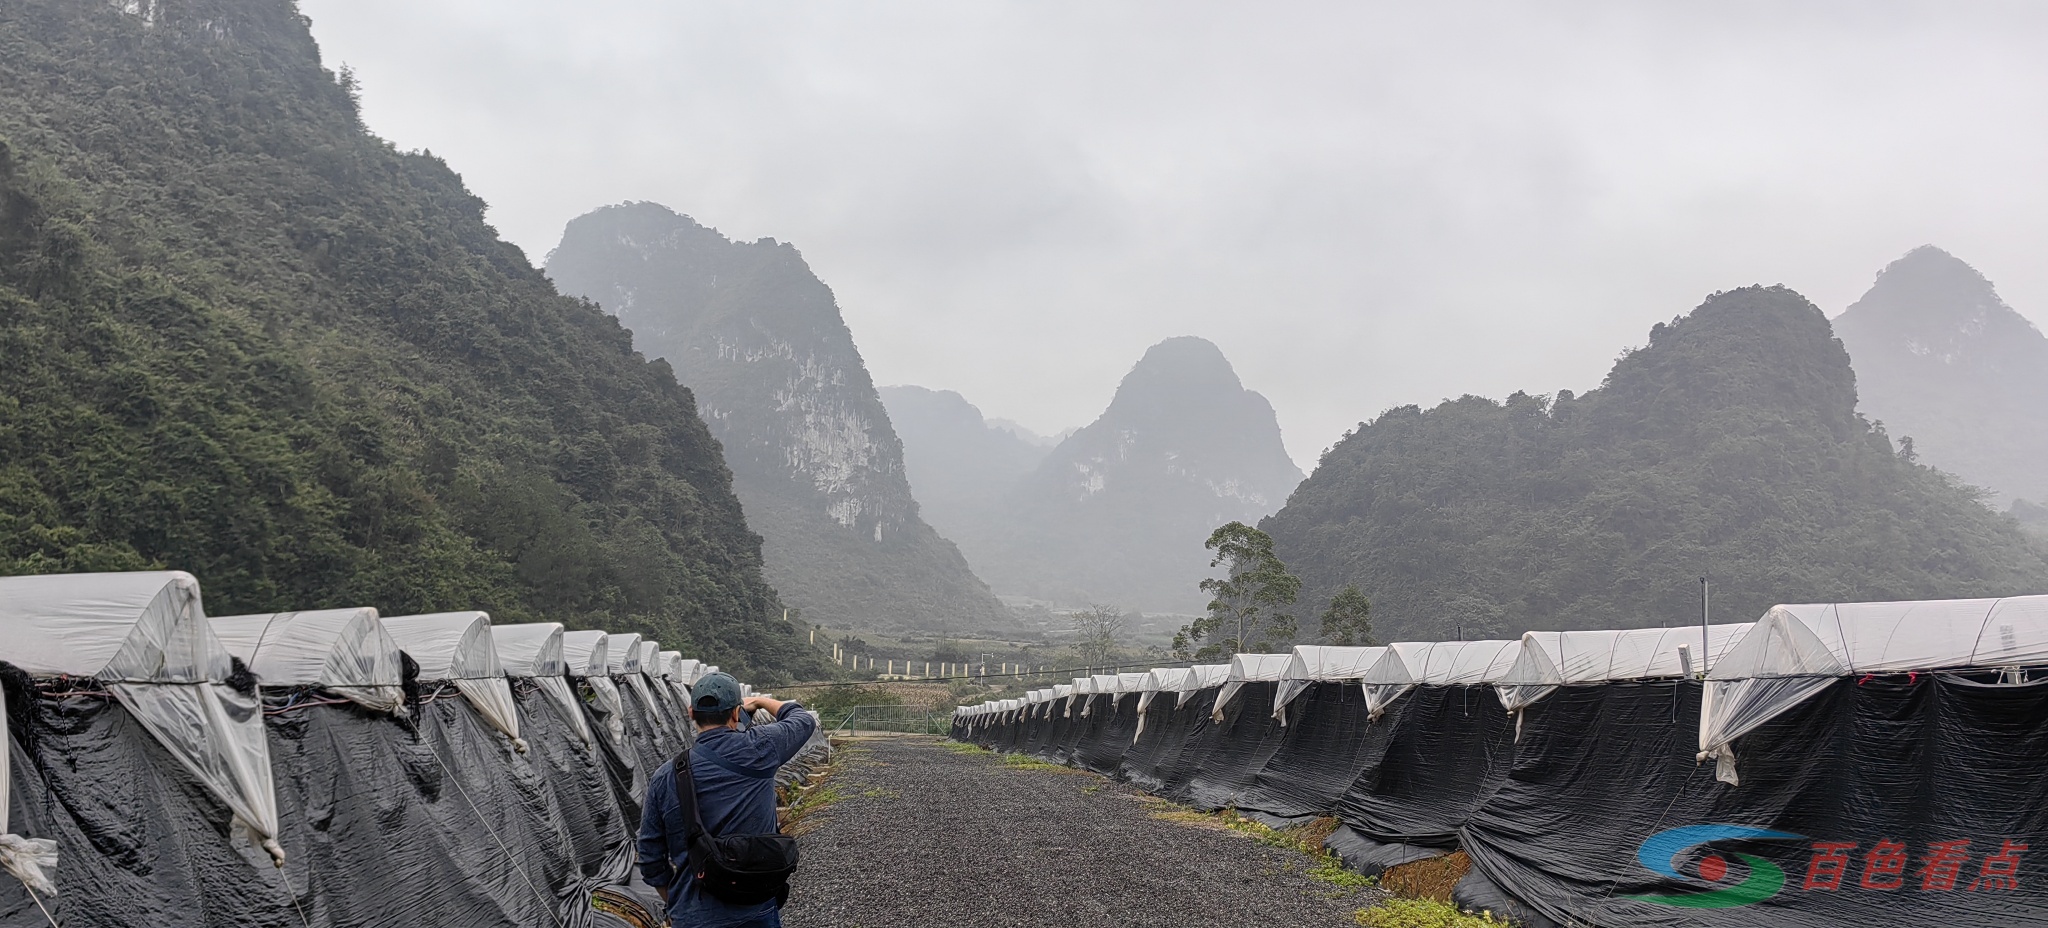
<box><xmin>671</xmin><ymin>748</ymin><xmax>707</xmax><ymax>852</ymax></box>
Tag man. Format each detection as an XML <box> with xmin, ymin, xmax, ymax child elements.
<box><xmin>638</xmin><ymin>672</ymin><xmax>818</xmax><ymax>927</ymax></box>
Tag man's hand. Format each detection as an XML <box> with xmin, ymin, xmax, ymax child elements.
<box><xmin>742</xmin><ymin>695</ymin><xmax>786</xmax><ymax>716</ymax></box>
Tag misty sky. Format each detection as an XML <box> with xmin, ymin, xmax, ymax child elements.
<box><xmin>302</xmin><ymin>1</ymin><xmax>2048</xmax><ymax>469</ymax></box>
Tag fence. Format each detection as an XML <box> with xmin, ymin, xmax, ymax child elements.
<box><xmin>832</xmin><ymin>705</ymin><xmax>942</xmax><ymax>736</ymax></box>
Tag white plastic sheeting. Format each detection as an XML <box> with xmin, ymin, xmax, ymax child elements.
<box><xmin>1212</xmin><ymin>654</ymin><xmax>1291</xmax><ymax>721</ymax></box>
<box><xmin>1361</xmin><ymin>640</ymin><xmax>1519</xmax><ymax>720</ymax></box>
<box><xmin>1133</xmin><ymin>668</ymin><xmax>1192</xmax><ymax>739</ymax></box>
<box><xmin>382</xmin><ymin>612</ymin><xmax>526</xmax><ymax>754</ymax></box>
<box><xmin>560</xmin><ymin>630</ymin><xmax>625</xmax><ymax>743</ymax></box>
<box><xmin>1273</xmin><ymin>646</ymin><xmax>1386</xmax><ymax>725</ymax></box>
<box><xmin>1066</xmin><ymin>677</ymin><xmax>1095</xmax><ymax>717</ymax></box>
<box><xmin>0</xmin><ymin>679</ymin><xmax>58</xmax><ymax>895</ymax></box>
<box><xmin>1080</xmin><ymin>674</ymin><xmax>1120</xmax><ymax>717</ymax></box>
<box><xmin>492</xmin><ymin>623</ymin><xmax>592</xmax><ymax>747</ymax></box>
<box><xmin>210</xmin><ymin>608</ymin><xmax>407</xmax><ymax>715</ymax></box>
<box><xmin>559</xmin><ymin>630</ymin><xmax>608</xmax><ymax>677</ymax></box>
<box><xmin>1495</xmin><ymin>624</ymin><xmax>1753</xmax><ymax>714</ymax></box>
<box><xmin>1178</xmin><ymin>664</ymin><xmax>1232</xmax><ymax>693</ymax></box>
<box><xmin>603</xmin><ymin>634</ymin><xmax>644</xmax><ymax>675</ymax></box>
<box><xmin>1136</xmin><ymin>668</ymin><xmax>1190</xmax><ymax>714</ymax></box>
<box><xmin>659</xmin><ymin>651</ymin><xmax>695</xmax><ymax>719</ymax></box>
<box><xmin>0</xmin><ymin>571</ymin><xmax>284</xmax><ymax>866</ymax></box>
<box><xmin>1699</xmin><ymin>596</ymin><xmax>2048</xmax><ymax>785</ymax></box>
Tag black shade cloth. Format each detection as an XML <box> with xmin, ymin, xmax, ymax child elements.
<box><xmin>1182</xmin><ymin>682</ymin><xmax>1290</xmax><ymax>811</ymax></box>
<box><xmin>1073</xmin><ymin>695</ymin><xmax>1141</xmax><ymax>776</ymax></box>
<box><xmin>1116</xmin><ymin>693</ymin><xmax>1181</xmax><ymax>786</ymax></box>
<box><xmin>614</xmin><ymin>677</ymin><xmax>678</xmax><ymax>781</ymax></box>
<box><xmin>1457</xmin><ymin>677</ymin><xmax>2048</xmax><ymax>928</ymax></box>
<box><xmin>1234</xmin><ymin>681</ymin><xmax>1386</xmax><ymax>820</ymax></box>
<box><xmin>1129</xmin><ymin>688</ymin><xmax>1222</xmax><ymax>800</ymax></box>
<box><xmin>1333</xmin><ymin>684</ymin><xmax>1514</xmax><ymax>873</ymax></box>
<box><xmin>0</xmin><ymin>688</ymin><xmax>611</xmax><ymax>927</ymax></box>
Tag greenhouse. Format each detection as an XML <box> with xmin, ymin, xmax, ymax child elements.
<box><xmin>209</xmin><ymin>608</ymin><xmax>407</xmax><ymax>716</ymax></box>
<box><xmin>382</xmin><ymin>612</ymin><xmax>526</xmax><ymax>753</ymax></box>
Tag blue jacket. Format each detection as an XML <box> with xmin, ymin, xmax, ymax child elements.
<box><xmin>637</xmin><ymin>703</ymin><xmax>818</xmax><ymax>927</ymax></box>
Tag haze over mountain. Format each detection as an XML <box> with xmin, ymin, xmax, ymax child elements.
<box><xmin>878</xmin><ymin>386</ymin><xmax>1053</xmax><ymax>550</ymax></box>
<box><xmin>545</xmin><ymin>202</ymin><xmax>1008</xmax><ymax>633</ymax></box>
<box><xmin>886</xmin><ymin>337</ymin><xmax>1305</xmax><ymax>614</ymax></box>
<box><xmin>1265</xmin><ymin>285</ymin><xmax>2048</xmax><ymax>643</ymax></box>
<box><xmin>1833</xmin><ymin>246</ymin><xmax>2048</xmax><ymax>510</ymax></box>
<box><xmin>0</xmin><ymin>0</ymin><xmax>818</xmax><ymax>678</ymax></box>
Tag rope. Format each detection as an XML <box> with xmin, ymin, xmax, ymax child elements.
<box><xmin>1593</xmin><ymin>682</ymin><xmax>1708</xmax><ymax>909</ymax></box>
<box><xmin>274</xmin><ymin>863</ymin><xmax>315</xmax><ymax>928</ymax></box>
<box><xmin>785</xmin><ymin>658</ymin><xmax>1209</xmax><ymax>689</ymax></box>
<box><xmin>424</xmin><ymin>743</ymin><xmax>569</xmax><ymax>928</ymax></box>
<box><xmin>20</xmin><ymin>883</ymin><xmax>58</xmax><ymax>928</ymax></box>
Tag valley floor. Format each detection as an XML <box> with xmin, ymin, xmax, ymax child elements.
<box><xmin>780</xmin><ymin>735</ymin><xmax>1377</xmax><ymax>927</ymax></box>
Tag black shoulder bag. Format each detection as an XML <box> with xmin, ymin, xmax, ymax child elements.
<box><xmin>671</xmin><ymin>746</ymin><xmax>800</xmax><ymax>906</ymax></box>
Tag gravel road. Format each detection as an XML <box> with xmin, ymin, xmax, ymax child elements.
<box><xmin>780</xmin><ymin>735</ymin><xmax>1378</xmax><ymax>928</ymax></box>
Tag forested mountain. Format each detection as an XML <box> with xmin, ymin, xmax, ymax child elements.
<box><xmin>545</xmin><ymin>203</ymin><xmax>1009</xmax><ymax>633</ymax></box>
<box><xmin>1833</xmin><ymin>246</ymin><xmax>2048</xmax><ymax>509</ymax></box>
<box><xmin>1265</xmin><ymin>285</ymin><xmax>2048</xmax><ymax>642</ymax></box>
<box><xmin>876</xmin><ymin>385</ymin><xmax>1053</xmax><ymax>551</ymax></box>
<box><xmin>0</xmin><ymin>0</ymin><xmax>820</xmax><ymax>679</ymax></box>
<box><xmin>893</xmin><ymin>337</ymin><xmax>1304</xmax><ymax>614</ymax></box>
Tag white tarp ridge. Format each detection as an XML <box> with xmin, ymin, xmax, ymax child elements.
<box><xmin>382</xmin><ymin>612</ymin><xmax>526</xmax><ymax>753</ymax></box>
<box><xmin>1699</xmin><ymin>596</ymin><xmax>2048</xmax><ymax>785</ymax></box>
<box><xmin>491</xmin><ymin>623</ymin><xmax>592</xmax><ymax>746</ymax></box>
<box><xmin>210</xmin><ymin>608</ymin><xmax>406</xmax><ymax>716</ymax></box>
<box><xmin>0</xmin><ymin>571</ymin><xmax>284</xmax><ymax>865</ymax></box>
<box><xmin>1361</xmin><ymin>640</ymin><xmax>1519</xmax><ymax>720</ymax></box>
<box><xmin>1212</xmin><ymin>654</ymin><xmax>1291</xmax><ymax>721</ymax></box>
<box><xmin>1274</xmin><ymin>645</ymin><xmax>1386</xmax><ymax>725</ymax></box>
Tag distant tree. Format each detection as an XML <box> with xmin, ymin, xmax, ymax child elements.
<box><xmin>1320</xmin><ymin>585</ymin><xmax>1376</xmax><ymax>646</ymax></box>
<box><xmin>928</xmin><ymin>639</ymin><xmax>969</xmax><ymax>664</ymax></box>
<box><xmin>1071</xmin><ymin>604</ymin><xmax>1126</xmax><ymax>668</ymax></box>
<box><xmin>1174</xmin><ymin>522</ymin><xmax>1300</xmax><ymax>660</ymax></box>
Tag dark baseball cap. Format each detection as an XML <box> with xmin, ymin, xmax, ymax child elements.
<box><xmin>692</xmin><ymin>671</ymin><xmax>744</xmax><ymax>714</ymax></box>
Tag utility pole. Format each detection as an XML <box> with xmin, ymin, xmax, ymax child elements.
<box><xmin>1700</xmin><ymin>576</ymin><xmax>1711</xmax><ymax>677</ymax></box>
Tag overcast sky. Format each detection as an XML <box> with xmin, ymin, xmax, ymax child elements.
<box><xmin>302</xmin><ymin>1</ymin><xmax>2048</xmax><ymax>469</ymax></box>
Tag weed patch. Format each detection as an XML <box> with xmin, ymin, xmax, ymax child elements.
<box><xmin>1000</xmin><ymin>753</ymin><xmax>1088</xmax><ymax>774</ymax></box>
<box><xmin>1355</xmin><ymin>898</ymin><xmax>1509</xmax><ymax>928</ymax></box>
<box><xmin>781</xmin><ymin>783</ymin><xmax>843</xmax><ymax>837</ymax></box>
<box><xmin>1379</xmin><ymin>851</ymin><xmax>1471</xmax><ymax>902</ymax></box>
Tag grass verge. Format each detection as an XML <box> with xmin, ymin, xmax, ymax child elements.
<box><xmin>1148</xmin><ymin>809</ymin><xmax>1377</xmax><ymax>894</ymax></box>
<box><xmin>779</xmin><ymin>745</ymin><xmax>856</xmax><ymax>836</ymax></box>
